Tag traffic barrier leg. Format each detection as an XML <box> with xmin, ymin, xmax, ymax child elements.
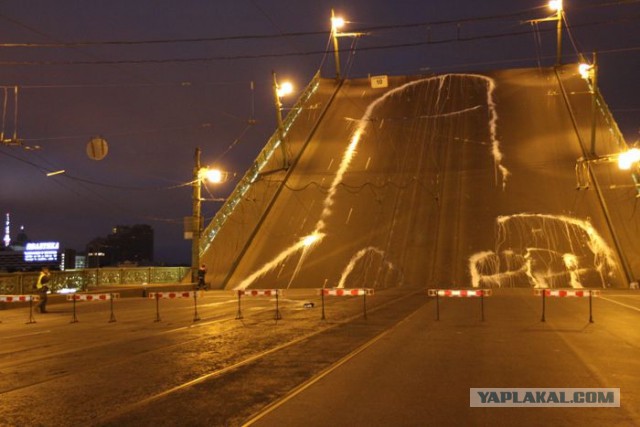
<box><xmin>154</xmin><ymin>292</ymin><xmax>161</xmax><ymax>322</ymax></box>
<box><xmin>363</xmin><ymin>290</ymin><xmax>368</xmax><ymax>320</ymax></box>
<box><xmin>275</xmin><ymin>292</ymin><xmax>282</xmax><ymax>321</ymax></box>
<box><xmin>109</xmin><ymin>293</ymin><xmax>116</xmax><ymax>323</ymax></box>
<box><xmin>26</xmin><ymin>296</ymin><xmax>36</xmax><ymax>324</ymax></box>
<box><xmin>236</xmin><ymin>292</ymin><xmax>243</xmax><ymax>320</ymax></box>
<box><xmin>193</xmin><ymin>290</ymin><xmax>200</xmax><ymax>322</ymax></box>
<box><xmin>71</xmin><ymin>296</ymin><xmax>79</xmax><ymax>323</ymax></box>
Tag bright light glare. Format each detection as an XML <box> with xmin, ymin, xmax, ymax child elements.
<box><xmin>331</xmin><ymin>16</ymin><xmax>345</xmax><ymax>31</ymax></box>
<box><xmin>549</xmin><ymin>0</ymin><xmax>562</xmax><ymax>11</ymax></box>
<box><xmin>578</xmin><ymin>63</ymin><xmax>593</xmax><ymax>80</ymax></box>
<box><xmin>618</xmin><ymin>148</ymin><xmax>640</xmax><ymax>170</ymax></box>
<box><xmin>276</xmin><ymin>81</ymin><xmax>294</xmax><ymax>98</ymax></box>
<box><xmin>302</xmin><ymin>233</ymin><xmax>321</xmax><ymax>247</ymax></box>
<box><xmin>203</xmin><ymin>168</ymin><xmax>225</xmax><ymax>183</ymax></box>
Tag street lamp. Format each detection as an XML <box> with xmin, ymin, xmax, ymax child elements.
<box><xmin>331</xmin><ymin>9</ymin><xmax>345</xmax><ymax>79</ymax></box>
<box><xmin>330</xmin><ymin>10</ymin><xmax>365</xmax><ymax>80</ymax></box>
<box><xmin>617</xmin><ymin>148</ymin><xmax>640</xmax><ymax>170</ymax></box>
<box><xmin>191</xmin><ymin>147</ymin><xmax>227</xmax><ymax>283</ymax></box>
<box><xmin>579</xmin><ymin>55</ymin><xmax>598</xmax><ymax>156</ymax></box>
<box><xmin>272</xmin><ymin>71</ymin><xmax>294</xmax><ymax>169</ymax></box>
<box><xmin>529</xmin><ymin>0</ymin><xmax>563</xmax><ymax>66</ymax></box>
<box><xmin>549</xmin><ymin>0</ymin><xmax>563</xmax><ymax>66</ymax></box>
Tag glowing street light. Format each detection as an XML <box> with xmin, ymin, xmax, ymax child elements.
<box><xmin>578</xmin><ymin>54</ymin><xmax>599</xmax><ymax>156</ymax></box>
<box><xmin>579</xmin><ymin>63</ymin><xmax>594</xmax><ymax>80</ymax></box>
<box><xmin>272</xmin><ymin>71</ymin><xmax>294</xmax><ymax>169</ymax></box>
<box><xmin>202</xmin><ymin>167</ymin><xmax>227</xmax><ymax>184</ymax></box>
<box><xmin>618</xmin><ymin>148</ymin><xmax>640</xmax><ymax>170</ymax></box>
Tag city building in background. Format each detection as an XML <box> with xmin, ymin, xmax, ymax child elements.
<box><xmin>86</xmin><ymin>224</ymin><xmax>154</xmax><ymax>267</ymax></box>
<box><xmin>0</xmin><ymin>215</ymin><xmax>154</xmax><ymax>271</ymax></box>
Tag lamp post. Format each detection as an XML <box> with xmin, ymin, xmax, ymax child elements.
<box><xmin>272</xmin><ymin>71</ymin><xmax>294</xmax><ymax>169</ymax></box>
<box><xmin>191</xmin><ymin>147</ymin><xmax>228</xmax><ymax>283</ymax></box>
<box><xmin>550</xmin><ymin>0</ymin><xmax>563</xmax><ymax>66</ymax></box>
<box><xmin>191</xmin><ymin>147</ymin><xmax>202</xmax><ymax>283</ymax></box>
<box><xmin>331</xmin><ymin>9</ymin><xmax>345</xmax><ymax>80</ymax></box>
<box><xmin>529</xmin><ymin>1</ymin><xmax>563</xmax><ymax>66</ymax></box>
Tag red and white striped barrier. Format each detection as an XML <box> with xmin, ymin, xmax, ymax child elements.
<box><xmin>235</xmin><ymin>289</ymin><xmax>283</xmax><ymax>320</ymax></box>
<box><xmin>67</xmin><ymin>293</ymin><xmax>120</xmax><ymax>301</ymax></box>
<box><xmin>320</xmin><ymin>288</ymin><xmax>374</xmax><ymax>296</ymax></box>
<box><xmin>237</xmin><ymin>289</ymin><xmax>283</xmax><ymax>297</ymax></box>
<box><xmin>536</xmin><ymin>289</ymin><xmax>601</xmax><ymax>323</ymax></box>
<box><xmin>150</xmin><ymin>291</ymin><xmax>203</xmax><ymax>322</ymax></box>
<box><xmin>148</xmin><ymin>291</ymin><xmax>202</xmax><ymax>299</ymax></box>
<box><xmin>427</xmin><ymin>289</ymin><xmax>492</xmax><ymax>297</ymax></box>
<box><xmin>0</xmin><ymin>294</ymin><xmax>40</xmax><ymax>302</ymax></box>
<box><xmin>534</xmin><ymin>289</ymin><xmax>601</xmax><ymax>297</ymax></box>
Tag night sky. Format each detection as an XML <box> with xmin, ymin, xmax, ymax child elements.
<box><xmin>0</xmin><ymin>0</ymin><xmax>638</xmax><ymax>264</ymax></box>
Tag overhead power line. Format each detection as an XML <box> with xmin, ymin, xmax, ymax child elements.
<box><xmin>0</xmin><ymin>1</ymin><xmax>637</xmax><ymax>49</ymax></box>
<box><xmin>0</xmin><ymin>16</ymin><xmax>636</xmax><ymax>66</ymax></box>
<box><xmin>0</xmin><ymin>9</ymin><xmax>539</xmax><ymax>48</ymax></box>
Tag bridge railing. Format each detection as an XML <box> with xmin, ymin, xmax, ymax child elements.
<box><xmin>199</xmin><ymin>71</ymin><xmax>322</xmax><ymax>256</ymax></box>
<box><xmin>0</xmin><ymin>267</ymin><xmax>191</xmax><ymax>295</ymax></box>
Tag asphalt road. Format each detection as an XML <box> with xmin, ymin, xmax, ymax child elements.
<box><xmin>2</xmin><ymin>288</ymin><xmax>638</xmax><ymax>426</ymax></box>
<box><xmin>247</xmin><ymin>290</ymin><xmax>640</xmax><ymax>426</ymax></box>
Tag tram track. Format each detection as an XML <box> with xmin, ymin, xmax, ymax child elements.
<box><xmin>0</xmin><ymin>287</ymin><xmax>425</xmax><ymax>426</ymax></box>
<box><xmin>98</xmin><ymin>288</ymin><xmax>427</xmax><ymax>427</ymax></box>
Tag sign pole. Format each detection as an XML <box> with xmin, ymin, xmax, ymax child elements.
<box><xmin>436</xmin><ymin>290</ymin><xmax>440</xmax><ymax>321</ymax></box>
<box><xmin>321</xmin><ymin>289</ymin><xmax>326</xmax><ymax>321</ymax></box>
<box><xmin>589</xmin><ymin>290</ymin><xmax>594</xmax><ymax>323</ymax></box>
<box><xmin>541</xmin><ymin>289</ymin><xmax>546</xmax><ymax>322</ymax></box>
<box><xmin>480</xmin><ymin>289</ymin><xmax>485</xmax><ymax>322</ymax></box>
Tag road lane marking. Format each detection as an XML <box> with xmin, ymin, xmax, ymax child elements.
<box><xmin>600</xmin><ymin>296</ymin><xmax>640</xmax><ymax>313</ymax></box>
<box><xmin>243</xmin><ymin>298</ymin><xmax>426</xmax><ymax>426</ymax></box>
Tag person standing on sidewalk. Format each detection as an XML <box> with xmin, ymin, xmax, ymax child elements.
<box><xmin>197</xmin><ymin>264</ymin><xmax>207</xmax><ymax>290</ymax></box>
<box><xmin>36</xmin><ymin>267</ymin><xmax>51</xmax><ymax>313</ymax></box>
